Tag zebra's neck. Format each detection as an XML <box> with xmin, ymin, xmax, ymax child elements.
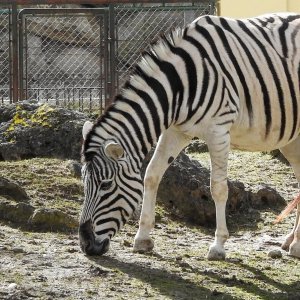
<box><xmin>86</xmin><ymin>29</ymin><xmax>190</xmax><ymax>168</ymax></box>
<box><xmin>91</xmin><ymin>91</ymin><xmax>165</xmax><ymax>170</ymax></box>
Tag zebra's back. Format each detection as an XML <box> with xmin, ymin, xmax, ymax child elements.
<box><xmin>175</xmin><ymin>13</ymin><xmax>300</xmax><ymax>151</ymax></box>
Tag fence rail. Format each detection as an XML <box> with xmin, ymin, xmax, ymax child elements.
<box><xmin>0</xmin><ymin>1</ymin><xmax>215</xmax><ymax>112</ymax></box>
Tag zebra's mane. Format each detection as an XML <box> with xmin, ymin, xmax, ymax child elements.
<box><xmin>144</xmin><ymin>27</ymin><xmax>184</xmax><ymax>61</ymax></box>
<box><xmin>131</xmin><ymin>28</ymin><xmax>184</xmax><ymax>78</ymax></box>
<box><xmin>82</xmin><ymin>27</ymin><xmax>185</xmax><ymax>161</ymax></box>
<box><xmin>118</xmin><ymin>28</ymin><xmax>185</xmax><ymax>107</ymax></box>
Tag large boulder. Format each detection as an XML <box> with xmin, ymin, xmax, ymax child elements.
<box><xmin>0</xmin><ymin>176</ymin><xmax>29</xmax><ymax>201</ymax></box>
<box><xmin>144</xmin><ymin>152</ymin><xmax>285</xmax><ymax>226</ymax></box>
<box><xmin>0</xmin><ymin>101</ymin><xmax>88</xmax><ymax>160</ymax></box>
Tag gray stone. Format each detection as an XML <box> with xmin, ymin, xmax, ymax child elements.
<box><xmin>269</xmin><ymin>149</ymin><xmax>289</xmax><ymax>165</ymax></box>
<box><xmin>7</xmin><ymin>283</ymin><xmax>18</xmax><ymax>291</ymax></box>
<box><xmin>143</xmin><ymin>151</ymin><xmax>286</xmax><ymax>226</ymax></box>
<box><xmin>12</xmin><ymin>247</ymin><xmax>25</xmax><ymax>254</ymax></box>
<box><xmin>0</xmin><ymin>200</ymin><xmax>34</xmax><ymax>224</ymax></box>
<box><xmin>0</xmin><ymin>177</ymin><xmax>29</xmax><ymax>201</ymax></box>
<box><xmin>66</xmin><ymin>160</ymin><xmax>82</xmax><ymax>178</ymax></box>
<box><xmin>267</xmin><ymin>249</ymin><xmax>283</xmax><ymax>259</ymax></box>
<box><xmin>29</xmin><ymin>208</ymin><xmax>78</xmax><ymax>231</ymax></box>
<box><xmin>0</xmin><ymin>102</ymin><xmax>88</xmax><ymax>160</ymax></box>
<box><xmin>250</xmin><ymin>185</ymin><xmax>286</xmax><ymax>208</ymax></box>
<box><xmin>185</xmin><ymin>139</ymin><xmax>208</xmax><ymax>154</ymax></box>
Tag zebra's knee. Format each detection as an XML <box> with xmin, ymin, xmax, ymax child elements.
<box><xmin>211</xmin><ymin>180</ymin><xmax>228</xmax><ymax>202</ymax></box>
<box><xmin>144</xmin><ymin>174</ymin><xmax>160</xmax><ymax>191</ymax></box>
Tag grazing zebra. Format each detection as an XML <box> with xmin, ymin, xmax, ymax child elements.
<box><xmin>79</xmin><ymin>13</ymin><xmax>300</xmax><ymax>260</ymax></box>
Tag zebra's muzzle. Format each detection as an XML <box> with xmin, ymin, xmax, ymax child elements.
<box><xmin>79</xmin><ymin>220</ymin><xmax>110</xmax><ymax>256</ymax></box>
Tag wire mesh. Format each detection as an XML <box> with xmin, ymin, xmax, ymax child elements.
<box><xmin>114</xmin><ymin>1</ymin><xmax>214</xmax><ymax>89</ymax></box>
<box><xmin>0</xmin><ymin>7</ymin><xmax>11</xmax><ymax>105</ymax></box>
<box><xmin>20</xmin><ymin>9</ymin><xmax>107</xmax><ymax>113</ymax></box>
<box><xmin>0</xmin><ymin>2</ymin><xmax>216</xmax><ymax>112</ymax></box>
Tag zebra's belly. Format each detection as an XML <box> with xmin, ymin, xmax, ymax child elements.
<box><xmin>229</xmin><ymin>127</ymin><xmax>295</xmax><ymax>152</ymax></box>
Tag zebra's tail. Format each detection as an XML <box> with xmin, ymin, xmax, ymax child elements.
<box><xmin>274</xmin><ymin>193</ymin><xmax>300</xmax><ymax>224</ymax></box>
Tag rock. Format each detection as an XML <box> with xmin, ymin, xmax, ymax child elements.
<box><xmin>88</xmin><ymin>265</ymin><xmax>111</xmax><ymax>276</ymax></box>
<box><xmin>7</xmin><ymin>283</ymin><xmax>18</xmax><ymax>291</ymax></box>
<box><xmin>143</xmin><ymin>151</ymin><xmax>286</xmax><ymax>226</ymax></box>
<box><xmin>0</xmin><ymin>102</ymin><xmax>89</xmax><ymax>160</ymax></box>
<box><xmin>267</xmin><ymin>249</ymin><xmax>282</xmax><ymax>259</ymax></box>
<box><xmin>156</xmin><ymin>152</ymin><xmax>247</xmax><ymax>225</ymax></box>
<box><xmin>12</xmin><ymin>247</ymin><xmax>25</xmax><ymax>254</ymax></box>
<box><xmin>66</xmin><ymin>160</ymin><xmax>82</xmax><ymax>178</ymax></box>
<box><xmin>250</xmin><ymin>185</ymin><xmax>286</xmax><ymax>208</ymax></box>
<box><xmin>185</xmin><ymin>139</ymin><xmax>208</xmax><ymax>153</ymax></box>
<box><xmin>29</xmin><ymin>208</ymin><xmax>78</xmax><ymax>231</ymax></box>
<box><xmin>0</xmin><ymin>177</ymin><xmax>29</xmax><ymax>201</ymax></box>
<box><xmin>211</xmin><ymin>289</ymin><xmax>223</xmax><ymax>296</ymax></box>
<box><xmin>269</xmin><ymin>149</ymin><xmax>289</xmax><ymax>165</ymax></box>
<box><xmin>0</xmin><ymin>200</ymin><xmax>34</xmax><ymax>224</ymax></box>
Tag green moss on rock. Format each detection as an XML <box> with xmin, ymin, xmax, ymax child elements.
<box><xmin>5</xmin><ymin>104</ymin><xmax>54</xmax><ymax>136</ymax></box>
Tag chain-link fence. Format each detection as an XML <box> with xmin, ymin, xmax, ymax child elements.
<box><xmin>0</xmin><ymin>1</ymin><xmax>215</xmax><ymax>112</ymax></box>
<box><xmin>0</xmin><ymin>7</ymin><xmax>11</xmax><ymax>104</ymax></box>
<box><xmin>19</xmin><ymin>8</ymin><xmax>108</xmax><ymax>113</ymax></box>
<box><xmin>115</xmin><ymin>2</ymin><xmax>214</xmax><ymax>89</ymax></box>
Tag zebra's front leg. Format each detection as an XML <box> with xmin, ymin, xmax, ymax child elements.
<box><xmin>133</xmin><ymin>129</ymin><xmax>191</xmax><ymax>253</ymax></box>
<box><xmin>207</xmin><ymin>130</ymin><xmax>230</xmax><ymax>260</ymax></box>
<box><xmin>132</xmin><ymin>171</ymin><xmax>158</xmax><ymax>253</ymax></box>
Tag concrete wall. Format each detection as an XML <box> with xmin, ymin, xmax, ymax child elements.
<box><xmin>219</xmin><ymin>0</ymin><xmax>300</xmax><ymax>18</ymax></box>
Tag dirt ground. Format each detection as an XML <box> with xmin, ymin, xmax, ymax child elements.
<box><xmin>0</xmin><ymin>151</ymin><xmax>300</xmax><ymax>300</ymax></box>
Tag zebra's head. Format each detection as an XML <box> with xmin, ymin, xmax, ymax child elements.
<box><xmin>79</xmin><ymin>121</ymin><xmax>143</xmax><ymax>255</ymax></box>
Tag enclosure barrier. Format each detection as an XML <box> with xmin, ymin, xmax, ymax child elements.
<box><xmin>0</xmin><ymin>0</ymin><xmax>215</xmax><ymax>113</ymax></box>
<box><xmin>0</xmin><ymin>6</ymin><xmax>11</xmax><ymax>104</ymax></box>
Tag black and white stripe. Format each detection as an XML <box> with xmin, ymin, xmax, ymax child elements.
<box><xmin>80</xmin><ymin>13</ymin><xmax>300</xmax><ymax>256</ymax></box>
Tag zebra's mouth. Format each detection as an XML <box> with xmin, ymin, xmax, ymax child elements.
<box><xmin>79</xmin><ymin>220</ymin><xmax>110</xmax><ymax>255</ymax></box>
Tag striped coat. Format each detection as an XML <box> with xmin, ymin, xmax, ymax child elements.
<box><xmin>80</xmin><ymin>13</ymin><xmax>300</xmax><ymax>259</ymax></box>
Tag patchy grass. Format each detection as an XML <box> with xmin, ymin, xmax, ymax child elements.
<box><xmin>0</xmin><ymin>158</ymin><xmax>83</xmax><ymax>218</ymax></box>
<box><xmin>0</xmin><ymin>151</ymin><xmax>299</xmax><ymax>299</ymax></box>
<box><xmin>190</xmin><ymin>150</ymin><xmax>298</xmax><ymax>200</ymax></box>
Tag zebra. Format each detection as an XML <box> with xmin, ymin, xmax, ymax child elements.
<box><xmin>79</xmin><ymin>13</ymin><xmax>300</xmax><ymax>260</ymax></box>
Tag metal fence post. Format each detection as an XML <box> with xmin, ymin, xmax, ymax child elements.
<box><xmin>209</xmin><ymin>0</ymin><xmax>216</xmax><ymax>15</ymax></box>
<box><xmin>11</xmin><ymin>3</ymin><xmax>19</xmax><ymax>102</ymax></box>
<box><xmin>107</xmin><ymin>4</ymin><xmax>116</xmax><ymax>106</ymax></box>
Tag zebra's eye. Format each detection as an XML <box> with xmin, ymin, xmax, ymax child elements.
<box><xmin>100</xmin><ymin>180</ymin><xmax>113</xmax><ymax>191</ymax></box>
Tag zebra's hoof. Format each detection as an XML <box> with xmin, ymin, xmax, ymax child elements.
<box><xmin>281</xmin><ymin>233</ymin><xmax>294</xmax><ymax>251</ymax></box>
<box><xmin>288</xmin><ymin>240</ymin><xmax>300</xmax><ymax>258</ymax></box>
<box><xmin>133</xmin><ymin>238</ymin><xmax>154</xmax><ymax>253</ymax></box>
<box><xmin>207</xmin><ymin>244</ymin><xmax>226</xmax><ymax>261</ymax></box>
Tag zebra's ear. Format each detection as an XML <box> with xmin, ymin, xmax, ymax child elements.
<box><xmin>104</xmin><ymin>142</ymin><xmax>124</xmax><ymax>160</ymax></box>
<box><xmin>82</xmin><ymin>121</ymin><xmax>93</xmax><ymax>140</ymax></box>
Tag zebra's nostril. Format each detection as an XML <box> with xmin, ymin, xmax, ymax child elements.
<box><xmin>79</xmin><ymin>220</ymin><xmax>94</xmax><ymax>251</ymax></box>
<box><xmin>93</xmin><ymin>238</ymin><xmax>110</xmax><ymax>255</ymax></box>
<box><xmin>79</xmin><ymin>220</ymin><xmax>110</xmax><ymax>255</ymax></box>
<box><xmin>82</xmin><ymin>238</ymin><xmax>110</xmax><ymax>256</ymax></box>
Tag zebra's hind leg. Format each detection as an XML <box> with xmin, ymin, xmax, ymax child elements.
<box><xmin>133</xmin><ymin>128</ymin><xmax>191</xmax><ymax>253</ymax></box>
<box><xmin>206</xmin><ymin>129</ymin><xmax>230</xmax><ymax>260</ymax></box>
<box><xmin>279</xmin><ymin>137</ymin><xmax>300</xmax><ymax>258</ymax></box>
<box><xmin>288</xmin><ymin>207</ymin><xmax>300</xmax><ymax>258</ymax></box>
